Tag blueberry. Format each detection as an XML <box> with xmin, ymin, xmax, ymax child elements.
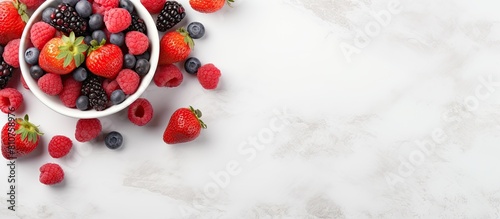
<box><xmin>76</xmin><ymin>96</ymin><xmax>89</xmax><ymax>110</ymax></box>
<box><xmin>72</xmin><ymin>67</ymin><xmax>87</xmax><ymax>82</ymax></box>
<box><xmin>42</xmin><ymin>7</ymin><xmax>56</xmax><ymax>24</ymax></box>
<box><xmin>29</xmin><ymin>65</ymin><xmax>45</xmax><ymax>80</ymax></box>
<box><xmin>24</xmin><ymin>47</ymin><xmax>39</xmax><ymax>65</ymax></box>
<box><xmin>110</xmin><ymin>89</ymin><xmax>125</xmax><ymax>105</ymax></box>
<box><xmin>88</xmin><ymin>14</ymin><xmax>103</xmax><ymax>31</ymax></box>
<box><xmin>62</xmin><ymin>0</ymin><xmax>79</xmax><ymax>6</ymax></box>
<box><xmin>135</xmin><ymin>51</ymin><xmax>150</xmax><ymax>61</ymax></box>
<box><xmin>110</xmin><ymin>32</ymin><xmax>125</xmax><ymax>46</ymax></box>
<box><xmin>123</xmin><ymin>54</ymin><xmax>136</xmax><ymax>69</ymax></box>
<box><xmin>135</xmin><ymin>59</ymin><xmax>150</xmax><ymax>76</ymax></box>
<box><xmin>92</xmin><ymin>30</ymin><xmax>107</xmax><ymax>43</ymax></box>
<box><xmin>184</xmin><ymin>57</ymin><xmax>201</xmax><ymax>75</ymax></box>
<box><xmin>105</xmin><ymin>131</ymin><xmax>123</xmax><ymax>149</ymax></box>
<box><xmin>187</xmin><ymin>22</ymin><xmax>205</xmax><ymax>39</ymax></box>
<box><xmin>84</xmin><ymin>36</ymin><xmax>93</xmax><ymax>45</ymax></box>
<box><xmin>119</xmin><ymin>0</ymin><xmax>134</xmax><ymax>13</ymax></box>
<box><xmin>75</xmin><ymin>0</ymin><xmax>92</xmax><ymax>18</ymax></box>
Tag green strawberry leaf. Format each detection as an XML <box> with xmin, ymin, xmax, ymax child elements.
<box><xmin>63</xmin><ymin>54</ymin><xmax>72</xmax><ymax>67</ymax></box>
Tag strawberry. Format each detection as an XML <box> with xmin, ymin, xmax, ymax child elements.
<box><xmin>163</xmin><ymin>106</ymin><xmax>207</xmax><ymax>144</ymax></box>
<box><xmin>158</xmin><ymin>28</ymin><xmax>193</xmax><ymax>65</ymax></box>
<box><xmin>189</xmin><ymin>0</ymin><xmax>233</xmax><ymax>13</ymax></box>
<box><xmin>1</xmin><ymin>115</ymin><xmax>43</xmax><ymax>160</ymax></box>
<box><xmin>0</xmin><ymin>0</ymin><xmax>28</xmax><ymax>45</ymax></box>
<box><xmin>86</xmin><ymin>39</ymin><xmax>123</xmax><ymax>79</ymax></box>
<box><xmin>38</xmin><ymin>32</ymin><xmax>88</xmax><ymax>75</ymax></box>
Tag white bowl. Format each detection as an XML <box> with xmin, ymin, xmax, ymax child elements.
<box><xmin>19</xmin><ymin>0</ymin><xmax>159</xmax><ymax>119</ymax></box>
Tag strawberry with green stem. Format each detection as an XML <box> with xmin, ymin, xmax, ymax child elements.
<box><xmin>0</xmin><ymin>0</ymin><xmax>29</xmax><ymax>45</ymax></box>
<box><xmin>159</xmin><ymin>28</ymin><xmax>194</xmax><ymax>65</ymax></box>
<box><xmin>163</xmin><ymin>106</ymin><xmax>207</xmax><ymax>144</ymax></box>
<box><xmin>38</xmin><ymin>32</ymin><xmax>88</xmax><ymax>75</ymax></box>
<box><xmin>1</xmin><ymin>114</ymin><xmax>43</xmax><ymax>160</ymax></box>
<box><xmin>86</xmin><ymin>39</ymin><xmax>123</xmax><ymax>79</ymax></box>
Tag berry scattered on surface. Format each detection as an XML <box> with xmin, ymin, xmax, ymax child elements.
<box><xmin>1</xmin><ymin>114</ymin><xmax>43</xmax><ymax>159</ymax></box>
<box><xmin>75</xmin><ymin>0</ymin><xmax>93</xmax><ymax>18</ymax></box>
<box><xmin>0</xmin><ymin>60</ymin><xmax>14</xmax><ymax>89</ymax></box>
<box><xmin>81</xmin><ymin>74</ymin><xmax>108</xmax><ymax>111</ymax></box>
<box><xmin>42</xmin><ymin>7</ymin><xmax>56</xmax><ymax>23</ymax></box>
<box><xmin>156</xmin><ymin>1</ymin><xmax>185</xmax><ymax>32</ymax></box>
<box><xmin>29</xmin><ymin>65</ymin><xmax>44</xmax><ymax>80</ymax></box>
<box><xmin>48</xmin><ymin>135</ymin><xmax>72</xmax><ymax>158</ymax></box>
<box><xmin>163</xmin><ymin>106</ymin><xmax>207</xmax><ymax>144</ymax></box>
<box><xmin>105</xmin><ymin>131</ymin><xmax>123</xmax><ymax>149</ymax></box>
<box><xmin>50</xmin><ymin>3</ymin><xmax>89</xmax><ymax>36</ymax></box>
<box><xmin>0</xmin><ymin>0</ymin><xmax>28</xmax><ymax>45</ymax></box>
<box><xmin>154</xmin><ymin>64</ymin><xmax>183</xmax><ymax>88</ymax></box>
<box><xmin>127</xmin><ymin>13</ymin><xmax>147</xmax><ymax>34</ymax></box>
<box><xmin>140</xmin><ymin>0</ymin><xmax>164</xmax><ymax>14</ymax></box>
<box><xmin>30</xmin><ymin>21</ymin><xmax>56</xmax><ymax>50</ymax></box>
<box><xmin>24</xmin><ymin>47</ymin><xmax>39</xmax><ymax>65</ymax></box>
<box><xmin>125</xmin><ymin>31</ymin><xmax>149</xmax><ymax>55</ymax></box>
<box><xmin>75</xmin><ymin>118</ymin><xmax>102</xmax><ymax>142</ymax></box>
<box><xmin>189</xmin><ymin>0</ymin><xmax>234</xmax><ymax>13</ymax></box>
<box><xmin>128</xmin><ymin>98</ymin><xmax>153</xmax><ymax>126</ymax></box>
<box><xmin>0</xmin><ymin>88</ymin><xmax>23</xmax><ymax>113</ymax></box>
<box><xmin>116</xmin><ymin>69</ymin><xmax>139</xmax><ymax>95</ymax></box>
<box><xmin>123</xmin><ymin>54</ymin><xmax>136</xmax><ymax>69</ymax></box>
<box><xmin>39</xmin><ymin>163</ymin><xmax>64</xmax><ymax>185</ymax></box>
<box><xmin>38</xmin><ymin>73</ymin><xmax>63</xmax><ymax>95</ymax></box>
<box><xmin>197</xmin><ymin>63</ymin><xmax>221</xmax><ymax>89</ymax></box>
<box><xmin>3</xmin><ymin>39</ymin><xmax>20</xmax><ymax>68</ymax></box>
<box><xmin>135</xmin><ymin>59</ymin><xmax>150</xmax><ymax>76</ymax></box>
<box><xmin>159</xmin><ymin>28</ymin><xmax>193</xmax><ymax>65</ymax></box>
<box><xmin>76</xmin><ymin>95</ymin><xmax>89</xmax><ymax>110</ymax></box>
<box><xmin>59</xmin><ymin>77</ymin><xmax>82</xmax><ymax>108</ymax></box>
<box><xmin>72</xmin><ymin>67</ymin><xmax>88</xmax><ymax>82</ymax></box>
<box><xmin>187</xmin><ymin>22</ymin><xmax>205</xmax><ymax>39</ymax></box>
<box><xmin>110</xmin><ymin>32</ymin><xmax>125</xmax><ymax>46</ymax></box>
<box><xmin>104</xmin><ymin>8</ymin><xmax>132</xmax><ymax>33</ymax></box>
<box><xmin>110</xmin><ymin>89</ymin><xmax>125</xmax><ymax>105</ymax></box>
<box><xmin>184</xmin><ymin>57</ymin><xmax>201</xmax><ymax>74</ymax></box>
<box><xmin>88</xmin><ymin>13</ymin><xmax>104</xmax><ymax>30</ymax></box>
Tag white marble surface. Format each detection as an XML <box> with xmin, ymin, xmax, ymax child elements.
<box><xmin>2</xmin><ymin>0</ymin><xmax>500</xmax><ymax>218</ymax></box>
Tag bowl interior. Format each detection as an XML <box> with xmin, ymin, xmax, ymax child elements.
<box><xmin>19</xmin><ymin>0</ymin><xmax>159</xmax><ymax>119</ymax></box>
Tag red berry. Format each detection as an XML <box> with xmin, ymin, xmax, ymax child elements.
<box><xmin>140</xmin><ymin>0</ymin><xmax>164</xmax><ymax>14</ymax></box>
<box><xmin>39</xmin><ymin>163</ymin><xmax>64</xmax><ymax>185</ymax></box>
<box><xmin>103</xmin><ymin>79</ymin><xmax>120</xmax><ymax>98</ymax></box>
<box><xmin>3</xmin><ymin>39</ymin><xmax>20</xmax><ymax>68</ymax></box>
<box><xmin>0</xmin><ymin>88</ymin><xmax>23</xmax><ymax>113</ymax></box>
<box><xmin>48</xmin><ymin>135</ymin><xmax>72</xmax><ymax>158</ymax></box>
<box><xmin>92</xmin><ymin>2</ymin><xmax>108</xmax><ymax>14</ymax></box>
<box><xmin>94</xmin><ymin>0</ymin><xmax>118</xmax><ymax>8</ymax></box>
<box><xmin>19</xmin><ymin>0</ymin><xmax>44</xmax><ymax>9</ymax></box>
<box><xmin>30</xmin><ymin>21</ymin><xmax>56</xmax><ymax>50</ymax></box>
<box><xmin>154</xmin><ymin>64</ymin><xmax>183</xmax><ymax>87</ymax></box>
<box><xmin>75</xmin><ymin>118</ymin><xmax>102</xmax><ymax>142</ymax></box>
<box><xmin>116</xmin><ymin>69</ymin><xmax>139</xmax><ymax>95</ymax></box>
<box><xmin>197</xmin><ymin>63</ymin><xmax>221</xmax><ymax>89</ymax></box>
<box><xmin>59</xmin><ymin>77</ymin><xmax>82</xmax><ymax>108</ymax></box>
<box><xmin>37</xmin><ymin>73</ymin><xmax>63</xmax><ymax>95</ymax></box>
<box><xmin>104</xmin><ymin>8</ymin><xmax>131</xmax><ymax>33</ymax></box>
<box><xmin>128</xmin><ymin>98</ymin><xmax>153</xmax><ymax>126</ymax></box>
<box><xmin>125</xmin><ymin>31</ymin><xmax>149</xmax><ymax>55</ymax></box>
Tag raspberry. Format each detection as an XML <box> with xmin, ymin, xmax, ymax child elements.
<box><xmin>197</xmin><ymin>64</ymin><xmax>221</xmax><ymax>90</ymax></box>
<box><xmin>103</xmin><ymin>79</ymin><xmax>120</xmax><ymax>98</ymax></box>
<box><xmin>2</xmin><ymin>39</ymin><xmax>20</xmax><ymax>68</ymax></box>
<box><xmin>104</xmin><ymin>8</ymin><xmax>132</xmax><ymax>33</ymax></box>
<box><xmin>48</xmin><ymin>135</ymin><xmax>72</xmax><ymax>158</ymax></box>
<box><xmin>140</xmin><ymin>0</ymin><xmax>165</xmax><ymax>14</ymax></box>
<box><xmin>128</xmin><ymin>98</ymin><xmax>153</xmax><ymax>126</ymax></box>
<box><xmin>30</xmin><ymin>22</ymin><xmax>57</xmax><ymax>50</ymax></box>
<box><xmin>20</xmin><ymin>0</ymin><xmax>44</xmax><ymax>9</ymax></box>
<box><xmin>75</xmin><ymin>118</ymin><xmax>102</xmax><ymax>142</ymax></box>
<box><xmin>154</xmin><ymin>64</ymin><xmax>183</xmax><ymax>87</ymax></box>
<box><xmin>39</xmin><ymin>163</ymin><xmax>64</xmax><ymax>185</ymax></box>
<box><xmin>59</xmin><ymin>77</ymin><xmax>82</xmax><ymax>108</ymax></box>
<box><xmin>0</xmin><ymin>88</ymin><xmax>23</xmax><ymax>113</ymax></box>
<box><xmin>92</xmin><ymin>2</ymin><xmax>108</xmax><ymax>14</ymax></box>
<box><xmin>116</xmin><ymin>69</ymin><xmax>139</xmax><ymax>95</ymax></box>
<box><xmin>20</xmin><ymin>75</ymin><xmax>29</xmax><ymax>90</ymax></box>
<box><xmin>38</xmin><ymin>73</ymin><xmax>63</xmax><ymax>95</ymax></box>
<box><xmin>94</xmin><ymin>0</ymin><xmax>118</xmax><ymax>8</ymax></box>
<box><xmin>125</xmin><ymin>31</ymin><xmax>149</xmax><ymax>55</ymax></box>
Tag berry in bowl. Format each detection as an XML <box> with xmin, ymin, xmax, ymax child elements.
<box><xmin>19</xmin><ymin>0</ymin><xmax>159</xmax><ymax>118</ymax></box>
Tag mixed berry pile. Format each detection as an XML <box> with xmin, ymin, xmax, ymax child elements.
<box><xmin>0</xmin><ymin>0</ymin><xmax>230</xmax><ymax>185</ymax></box>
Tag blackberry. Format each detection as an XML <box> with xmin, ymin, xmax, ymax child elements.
<box><xmin>50</xmin><ymin>3</ymin><xmax>88</xmax><ymax>36</ymax></box>
<box><xmin>127</xmin><ymin>13</ymin><xmax>147</xmax><ymax>34</ymax></box>
<box><xmin>0</xmin><ymin>60</ymin><xmax>14</xmax><ymax>89</ymax></box>
<box><xmin>81</xmin><ymin>74</ymin><xmax>108</xmax><ymax>111</ymax></box>
<box><xmin>156</xmin><ymin>1</ymin><xmax>185</xmax><ymax>32</ymax></box>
